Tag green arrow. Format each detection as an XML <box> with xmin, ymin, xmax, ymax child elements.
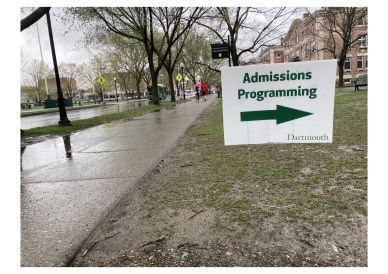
<box><xmin>240</xmin><ymin>105</ymin><xmax>313</xmax><ymax>124</ymax></box>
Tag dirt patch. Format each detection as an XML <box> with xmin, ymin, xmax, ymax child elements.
<box><xmin>68</xmin><ymin>101</ymin><xmax>367</xmax><ymax>267</ymax></box>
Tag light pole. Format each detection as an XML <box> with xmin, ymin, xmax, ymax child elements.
<box><xmin>100</xmin><ymin>67</ymin><xmax>106</xmax><ymax>104</ymax></box>
<box><xmin>181</xmin><ymin>63</ymin><xmax>185</xmax><ymax>100</ymax></box>
<box><xmin>113</xmin><ymin>77</ymin><xmax>118</xmax><ymax>102</ymax></box>
<box><xmin>119</xmin><ymin>75</ymin><xmax>123</xmax><ymax>100</ymax></box>
<box><xmin>46</xmin><ymin>10</ymin><xmax>71</xmax><ymax>126</ymax></box>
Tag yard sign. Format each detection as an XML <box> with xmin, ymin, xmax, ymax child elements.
<box><xmin>221</xmin><ymin>60</ymin><xmax>337</xmax><ymax>146</ymax></box>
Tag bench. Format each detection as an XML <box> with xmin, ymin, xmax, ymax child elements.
<box><xmin>355</xmin><ymin>74</ymin><xmax>367</xmax><ymax>91</ymax></box>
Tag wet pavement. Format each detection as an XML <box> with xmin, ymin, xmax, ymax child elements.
<box><xmin>21</xmin><ymin>99</ymin><xmax>150</xmax><ymax>130</ymax></box>
<box><xmin>20</xmin><ymin>95</ymin><xmax>217</xmax><ymax>266</ymax></box>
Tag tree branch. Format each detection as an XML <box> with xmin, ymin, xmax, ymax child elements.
<box><xmin>21</xmin><ymin>7</ymin><xmax>51</xmax><ymax>32</ymax></box>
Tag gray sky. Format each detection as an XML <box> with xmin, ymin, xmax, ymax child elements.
<box><xmin>20</xmin><ymin>7</ymin><xmax>91</xmax><ymax>73</ymax></box>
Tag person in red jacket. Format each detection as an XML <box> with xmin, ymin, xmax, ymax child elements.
<box><xmin>200</xmin><ymin>81</ymin><xmax>208</xmax><ymax>101</ymax></box>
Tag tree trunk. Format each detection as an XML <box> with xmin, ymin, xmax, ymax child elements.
<box><xmin>136</xmin><ymin>78</ymin><xmax>142</xmax><ymax>99</ymax></box>
<box><xmin>168</xmin><ymin>74</ymin><xmax>176</xmax><ymax>102</ymax></box>
<box><xmin>230</xmin><ymin>40</ymin><xmax>239</xmax><ymax>66</ymax></box>
<box><xmin>337</xmin><ymin>60</ymin><xmax>345</xmax><ymax>87</ymax></box>
<box><xmin>151</xmin><ymin>74</ymin><xmax>159</xmax><ymax>105</ymax></box>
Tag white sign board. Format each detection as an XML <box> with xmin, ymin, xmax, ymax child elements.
<box><xmin>221</xmin><ymin>60</ymin><xmax>337</xmax><ymax>146</ymax></box>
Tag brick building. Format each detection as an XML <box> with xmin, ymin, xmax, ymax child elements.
<box><xmin>259</xmin><ymin>45</ymin><xmax>285</xmax><ymax>64</ymax></box>
<box><xmin>281</xmin><ymin>9</ymin><xmax>368</xmax><ymax>84</ymax></box>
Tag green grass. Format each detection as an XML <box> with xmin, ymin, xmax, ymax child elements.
<box><xmin>22</xmin><ymin>100</ymin><xmax>185</xmax><ymax>137</ymax></box>
<box><xmin>141</xmin><ymin>88</ymin><xmax>367</xmax><ymax>233</ymax></box>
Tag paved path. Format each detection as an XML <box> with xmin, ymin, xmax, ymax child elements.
<box><xmin>20</xmin><ymin>95</ymin><xmax>218</xmax><ymax>266</ymax></box>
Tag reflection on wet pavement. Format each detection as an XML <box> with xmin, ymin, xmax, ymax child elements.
<box><xmin>63</xmin><ymin>135</ymin><xmax>72</xmax><ymax>159</ymax></box>
<box><xmin>21</xmin><ymin>100</ymin><xmax>149</xmax><ymax>130</ymax></box>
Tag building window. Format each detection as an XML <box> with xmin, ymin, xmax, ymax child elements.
<box><xmin>302</xmin><ymin>46</ymin><xmax>305</xmax><ymax>58</ymax></box>
<box><xmin>311</xmin><ymin>25</ymin><xmax>314</xmax><ymax>33</ymax></box>
<box><xmin>276</xmin><ymin>52</ymin><xmax>281</xmax><ymax>58</ymax></box>
<box><xmin>365</xmin><ymin>56</ymin><xmax>368</xmax><ymax>68</ymax></box>
<box><xmin>358</xmin><ymin>35</ymin><xmax>368</xmax><ymax>47</ymax></box>
<box><xmin>358</xmin><ymin>17</ymin><xmax>364</xmax><ymax>25</ymax></box>
<box><xmin>344</xmin><ymin>79</ymin><xmax>351</xmax><ymax>84</ymax></box>
<box><xmin>344</xmin><ymin>57</ymin><xmax>351</xmax><ymax>70</ymax></box>
<box><xmin>357</xmin><ymin>56</ymin><xmax>363</xmax><ymax>69</ymax></box>
<box><xmin>311</xmin><ymin>41</ymin><xmax>315</xmax><ymax>52</ymax></box>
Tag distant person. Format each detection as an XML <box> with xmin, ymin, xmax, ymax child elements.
<box><xmin>194</xmin><ymin>81</ymin><xmax>201</xmax><ymax>102</ymax></box>
<box><xmin>201</xmin><ymin>81</ymin><xmax>208</xmax><ymax>101</ymax></box>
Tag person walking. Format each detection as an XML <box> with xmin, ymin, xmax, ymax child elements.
<box><xmin>216</xmin><ymin>84</ymin><xmax>220</xmax><ymax>98</ymax></box>
<box><xmin>194</xmin><ymin>81</ymin><xmax>201</xmax><ymax>102</ymax></box>
<box><xmin>200</xmin><ymin>81</ymin><xmax>208</xmax><ymax>101</ymax></box>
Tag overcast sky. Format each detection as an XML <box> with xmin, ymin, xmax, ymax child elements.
<box><xmin>20</xmin><ymin>7</ymin><xmax>91</xmax><ymax>73</ymax></box>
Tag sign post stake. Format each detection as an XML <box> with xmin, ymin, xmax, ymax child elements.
<box><xmin>228</xmin><ymin>35</ymin><xmax>231</xmax><ymax>67</ymax></box>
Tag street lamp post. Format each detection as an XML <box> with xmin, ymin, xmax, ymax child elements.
<box><xmin>100</xmin><ymin>67</ymin><xmax>106</xmax><ymax>104</ymax></box>
<box><xmin>181</xmin><ymin>63</ymin><xmax>185</xmax><ymax>100</ymax></box>
<box><xmin>114</xmin><ymin>77</ymin><xmax>118</xmax><ymax>102</ymax></box>
<box><xmin>46</xmin><ymin>10</ymin><xmax>71</xmax><ymax>126</ymax></box>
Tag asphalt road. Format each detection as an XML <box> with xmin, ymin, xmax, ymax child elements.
<box><xmin>20</xmin><ymin>95</ymin><xmax>217</xmax><ymax>266</ymax></box>
<box><xmin>21</xmin><ymin>99</ymin><xmax>150</xmax><ymax>130</ymax></box>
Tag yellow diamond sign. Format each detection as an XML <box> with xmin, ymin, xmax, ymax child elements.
<box><xmin>98</xmin><ymin>77</ymin><xmax>105</xmax><ymax>85</ymax></box>
<box><xmin>176</xmin><ymin>73</ymin><xmax>182</xmax><ymax>81</ymax></box>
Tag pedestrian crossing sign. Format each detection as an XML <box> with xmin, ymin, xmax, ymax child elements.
<box><xmin>98</xmin><ymin>77</ymin><xmax>105</xmax><ymax>85</ymax></box>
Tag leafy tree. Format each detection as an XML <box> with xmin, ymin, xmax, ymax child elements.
<box><xmin>62</xmin><ymin>7</ymin><xmax>207</xmax><ymax>104</ymax></box>
<box><xmin>181</xmin><ymin>30</ymin><xmax>225</xmax><ymax>87</ymax></box>
<box><xmin>102</xmin><ymin>35</ymin><xmax>148</xmax><ymax>99</ymax></box>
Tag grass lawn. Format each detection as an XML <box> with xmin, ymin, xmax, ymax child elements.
<box><xmin>142</xmin><ymin>88</ymin><xmax>367</xmax><ymax>233</ymax></box>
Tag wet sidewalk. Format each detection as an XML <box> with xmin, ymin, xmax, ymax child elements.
<box><xmin>20</xmin><ymin>95</ymin><xmax>218</xmax><ymax>266</ymax></box>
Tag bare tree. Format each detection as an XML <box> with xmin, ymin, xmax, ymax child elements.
<box><xmin>24</xmin><ymin>59</ymin><xmax>50</xmax><ymax>105</ymax></box>
<box><xmin>197</xmin><ymin>7</ymin><xmax>300</xmax><ymax>66</ymax></box>
<box><xmin>58</xmin><ymin>63</ymin><xmax>81</xmax><ymax>99</ymax></box>
<box><xmin>312</xmin><ymin>7</ymin><xmax>367</xmax><ymax>87</ymax></box>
